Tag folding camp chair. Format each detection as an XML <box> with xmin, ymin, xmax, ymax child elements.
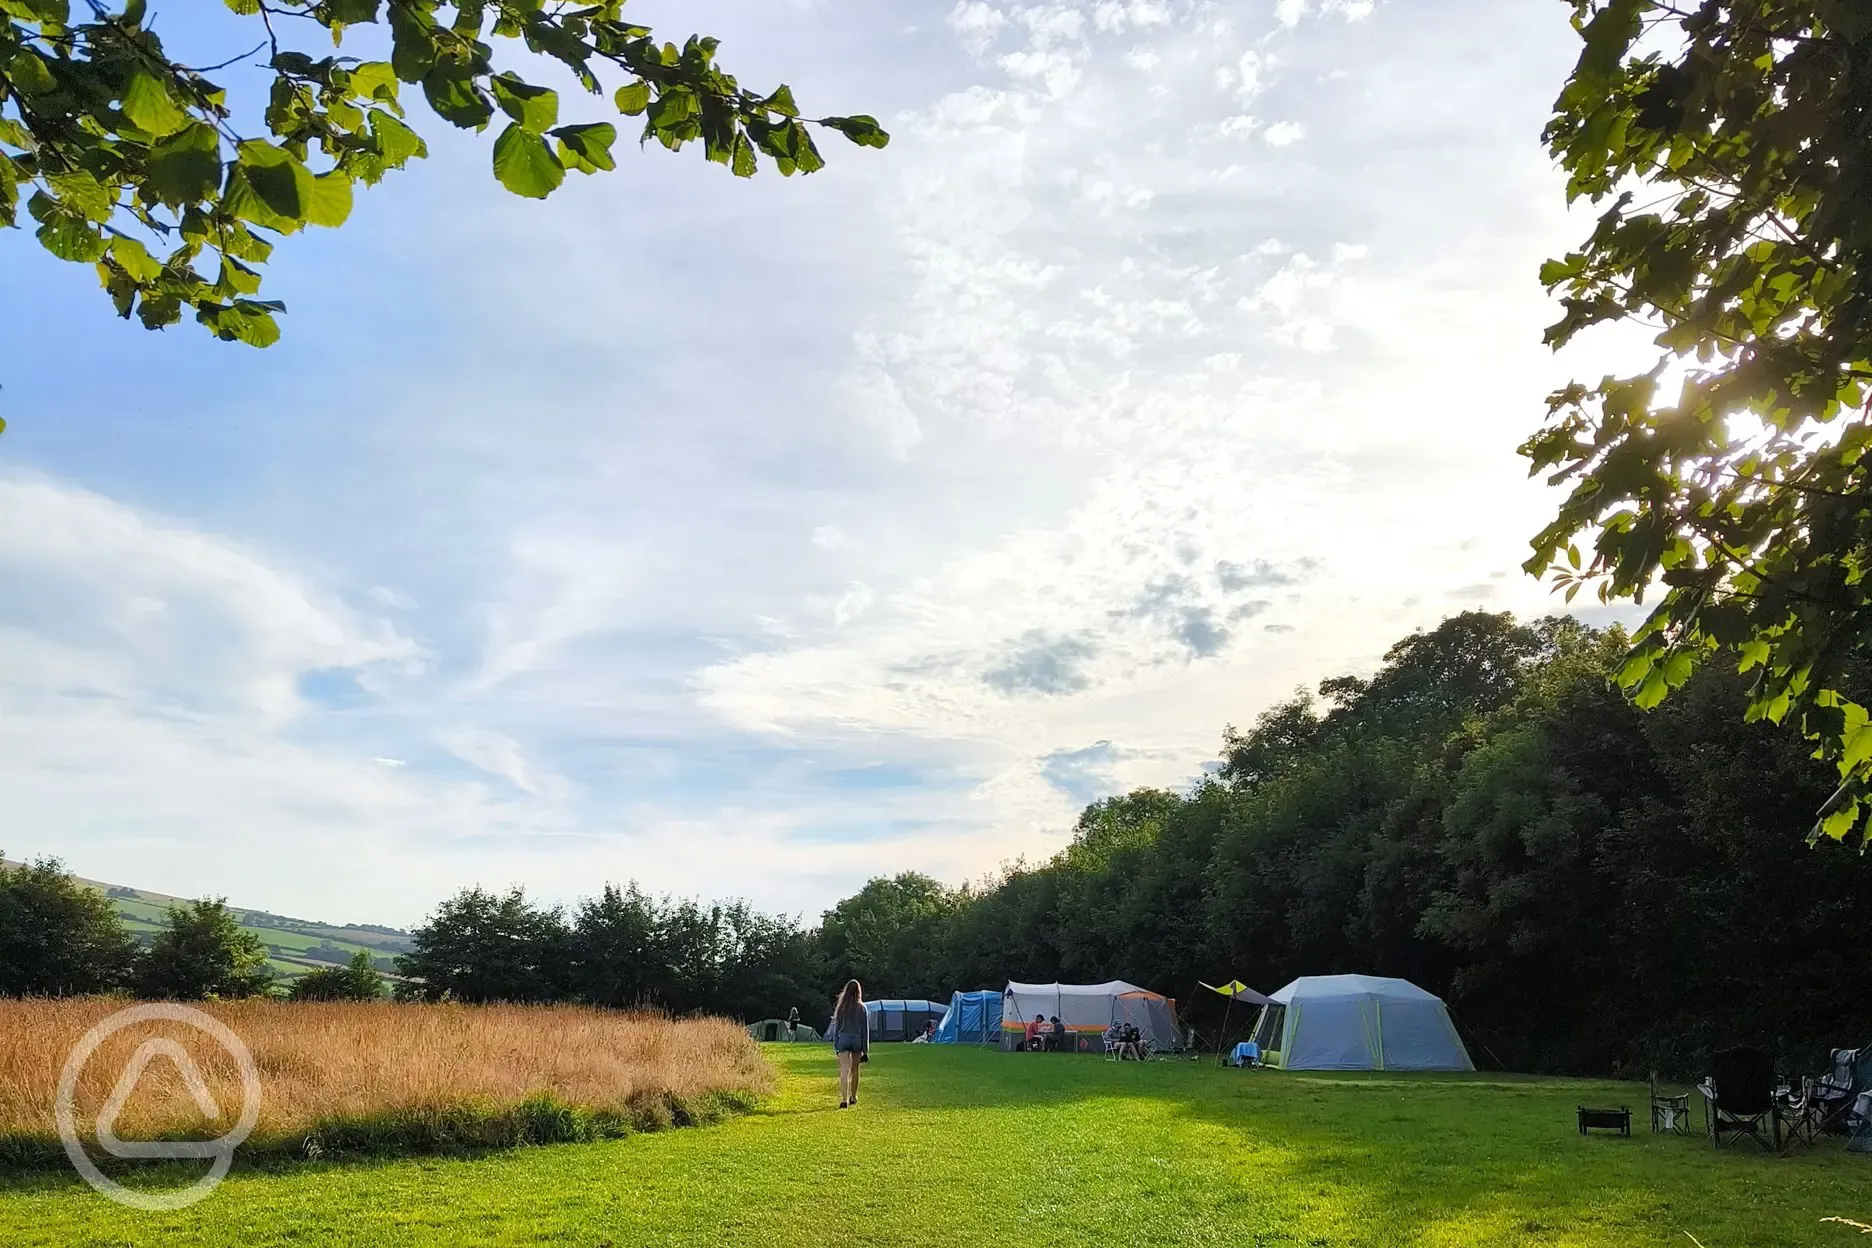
<box><xmin>1700</xmin><ymin>1047</ymin><xmax>1781</xmax><ymax>1151</ymax></box>
<box><xmin>1779</xmin><ymin>1076</ymin><xmax>1823</xmax><ymax>1148</ymax></box>
<box><xmin>1811</xmin><ymin>1047</ymin><xmax>1869</xmax><ymax>1135</ymax></box>
<box><xmin>1649</xmin><ymin>1072</ymin><xmax>1690</xmax><ymax>1136</ymax></box>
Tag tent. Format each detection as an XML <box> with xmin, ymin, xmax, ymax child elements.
<box><xmin>864</xmin><ymin>998</ymin><xmax>949</xmax><ymax>1042</ymax></box>
<box><xmin>1200</xmin><ymin>979</ymin><xmax>1272</xmax><ymax>1065</ymax></box>
<box><xmin>746</xmin><ymin>1018</ymin><xmax>820</xmax><ymax>1042</ymax></box>
<box><xmin>1000</xmin><ymin>981</ymin><xmax>1181</xmax><ymax>1053</ymax></box>
<box><xmin>933</xmin><ymin>990</ymin><xmax>1004</xmax><ymax>1044</ymax></box>
<box><xmin>1249</xmin><ymin>975</ymin><xmax>1473</xmax><ymax>1071</ymax></box>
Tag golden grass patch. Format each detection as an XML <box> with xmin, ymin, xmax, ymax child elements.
<box><xmin>0</xmin><ymin>999</ymin><xmax>770</xmax><ymax>1161</ymax></box>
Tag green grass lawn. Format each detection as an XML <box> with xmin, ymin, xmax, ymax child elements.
<box><xmin>5</xmin><ymin>1045</ymin><xmax>1870</xmax><ymax>1246</ymax></box>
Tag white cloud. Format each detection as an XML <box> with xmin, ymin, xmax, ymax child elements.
<box><xmin>949</xmin><ymin>0</ymin><xmax>1007</xmax><ymax>55</ymax></box>
<box><xmin>1264</xmin><ymin>120</ymin><xmax>1305</xmax><ymax>146</ymax></box>
<box><xmin>0</xmin><ymin>0</ymin><xmax>1613</xmax><ymax>922</ymax></box>
<box><xmin>442</xmin><ymin>729</ymin><xmax>551</xmax><ymax>797</ymax></box>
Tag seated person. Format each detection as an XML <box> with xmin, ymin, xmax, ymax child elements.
<box><xmin>1121</xmin><ymin>1022</ymin><xmax>1146</xmax><ymax>1061</ymax></box>
<box><xmin>1103</xmin><ymin>1022</ymin><xmax>1123</xmax><ymax>1053</ymax></box>
<box><xmin>1048</xmin><ymin>1015</ymin><xmax>1068</xmax><ymax>1052</ymax></box>
<box><xmin>1024</xmin><ymin>1013</ymin><xmax>1044</xmax><ymax>1052</ymax></box>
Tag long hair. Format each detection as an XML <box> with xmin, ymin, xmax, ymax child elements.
<box><xmin>831</xmin><ymin>979</ymin><xmax>866</xmax><ymax>1033</ymax></box>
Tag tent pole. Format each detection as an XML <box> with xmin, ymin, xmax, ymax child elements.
<box><xmin>1216</xmin><ymin>993</ymin><xmax>1233</xmax><ymax>1068</ymax></box>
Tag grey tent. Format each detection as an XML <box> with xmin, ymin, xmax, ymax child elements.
<box><xmin>1250</xmin><ymin>974</ymin><xmax>1473</xmax><ymax>1071</ymax></box>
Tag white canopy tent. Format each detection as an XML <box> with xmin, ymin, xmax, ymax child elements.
<box><xmin>1000</xmin><ymin>980</ymin><xmax>1180</xmax><ymax>1053</ymax></box>
<box><xmin>1250</xmin><ymin>974</ymin><xmax>1473</xmax><ymax>1071</ymax></box>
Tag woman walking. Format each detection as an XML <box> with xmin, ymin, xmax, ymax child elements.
<box><xmin>830</xmin><ymin>979</ymin><xmax>869</xmax><ymax>1108</ymax></box>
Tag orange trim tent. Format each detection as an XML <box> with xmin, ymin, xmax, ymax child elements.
<box><xmin>999</xmin><ymin>980</ymin><xmax>1181</xmax><ymax>1053</ymax></box>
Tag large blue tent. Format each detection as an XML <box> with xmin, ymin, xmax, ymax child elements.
<box><xmin>863</xmin><ymin>998</ymin><xmax>948</xmax><ymax>1042</ymax></box>
<box><xmin>932</xmin><ymin>990</ymin><xmax>1003</xmax><ymax>1044</ymax></box>
<box><xmin>1250</xmin><ymin>975</ymin><xmax>1473</xmax><ymax>1071</ymax></box>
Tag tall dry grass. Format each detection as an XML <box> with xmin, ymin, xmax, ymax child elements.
<box><xmin>0</xmin><ymin>999</ymin><xmax>771</xmax><ymax>1164</ymax></box>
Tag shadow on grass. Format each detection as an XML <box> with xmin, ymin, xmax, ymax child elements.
<box><xmin>778</xmin><ymin>1045</ymin><xmax>1871</xmax><ymax>1247</ymax></box>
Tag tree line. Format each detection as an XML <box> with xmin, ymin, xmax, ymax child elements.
<box><xmin>0</xmin><ymin>868</ymin><xmax>385</xmax><ymax>1003</ymax></box>
<box><xmin>817</xmin><ymin>613</ymin><xmax>1872</xmax><ymax>1078</ymax></box>
<box><xmin>7</xmin><ymin>610</ymin><xmax>1871</xmax><ymax>1076</ymax></box>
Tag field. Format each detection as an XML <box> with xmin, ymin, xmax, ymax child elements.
<box><xmin>4</xmin><ymin>1042</ymin><xmax>1871</xmax><ymax>1246</ymax></box>
<box><xmin>1</xmin><ymin>861</ymin><xmax>416</xmax><ymax>985</ymax></box>
<box><xmin>0</xmin><ymin>1000</ymin><xmax>767</xmax><ymax>1164</ymax></box>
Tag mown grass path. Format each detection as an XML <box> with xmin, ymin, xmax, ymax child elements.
<box><xmin>4</xmin><ymin>1044</ymin><xmax>1870</xmax><ymax>1245</ymax></box>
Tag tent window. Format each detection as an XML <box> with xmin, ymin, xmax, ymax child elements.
<box><xmin>1251</xmin><ymin>1005</ymin><xmax>1285</xmax><ymax>1050</ymax></box>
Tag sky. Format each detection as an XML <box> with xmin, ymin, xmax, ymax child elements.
<box><xmin>0</xmin><ymin>0</ymin><xmax>1640</xmax><ymax>929</ymax></box>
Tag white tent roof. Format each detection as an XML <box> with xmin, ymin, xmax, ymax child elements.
<box><xmin>1006</xmin><ymin>980</ymin><xmax>1155</xmax><ymax>998</ymax></box>
<box><xmin>1269</xmin><ymin>974</ymin><xmax>1441</xmax><ymax>1005</ymax></box>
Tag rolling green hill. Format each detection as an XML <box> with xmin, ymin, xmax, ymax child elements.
<box><xmin>1</xmin><ymin>860</ymin><xmax>413</xmax><ymax>985</ymax></box>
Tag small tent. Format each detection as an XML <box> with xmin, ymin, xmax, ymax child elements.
<box><xmin>864</xmin><ymin>998</ymin><xmax>949</xmax><ymax>1042</ymax></box>
<box><xmin>1250</xmin><ymin>975</ymin><xmax>1473</xmax><ymax>1071</ymax></box>
<box><xmin>933</xmin><ymin>990</ymin><xmax>1004</xmax><ymax>1044</ymax></box>
<box><xmin>747</xmin><ymin>1018</ymin><xmax>820</xmax><ymax>1042</ymax></box>
<box><xmin>1000</xmin><ymin>981</ymin><xmax>1181</xmax><ymax>1053</ymax></box>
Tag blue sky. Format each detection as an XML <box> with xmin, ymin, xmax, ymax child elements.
<box><xmin>1</xmin><ymin>0</ymin><xmax>1640</xmax><ymax>928</ymax></box>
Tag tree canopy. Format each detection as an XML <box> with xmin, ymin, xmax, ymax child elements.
<box><xmin>134</xmin><ymin>897</ymin><xmax>274</xmax><ymax>999</ymax></box>
<box><xmin>1527</xmin><ymin>0</ymin><xmax>1872</xmax><ymax>841</ymax></box>
<box><xmin>0</xmin><ymin>0</ymin><xmax>886</xmax><ymax>350</ymax></box>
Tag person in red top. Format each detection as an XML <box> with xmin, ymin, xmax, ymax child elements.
<box><xmin>1024</xmin><ymin>1014</ymin><xmax>1044</xmax><ymax>1051</ymax></box>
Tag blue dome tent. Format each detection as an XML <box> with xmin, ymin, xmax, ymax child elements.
<box><xmin>863</xmin><ymin>998</ymin><xmax>948</xmax><ymax>1042</ymax></box>
<box><xmin>932</xmin><ymin>990</ymin><xmax>1003</xmax><ymax>1044</ymax></box>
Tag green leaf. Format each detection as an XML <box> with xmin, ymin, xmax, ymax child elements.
<box><xmin>1633</xmin><ymin>667</ymin><xmax>1669</xmax><ymax>711</ymax></box>
<box><xmin>7</xmin><ymin>52</ymin><xmax>58</xmax><ymax>97</ymax></box>
<box><xmin>492</xmin><ymin>74</ymin><xmax>558</xmax><ymax>133</ymax></box>
<box><xmin>121</xmin><ymin>69</ymin><xmax>189</xmax><ymax>138</ymax></box>
<box><xmin>349</xmin><ymin>62</ymin><xmax>400</xmax><ymax>104</ymax></box>
<box><xmin>197</xmin><ymin>300</ymin><xmax>283</xmax><ymax>348</ymax></box>
<box><xmin>235</xmin><ymin>140</ymin><xmax>315</xmax><ymax>224</ymax></box>
<box><xmin>304</xmin><ymin>171</ymin><xmax>353</xmax><ymax>228</ymax></box>
<box><xmin>145</xmin><ymin>124</ymin><xmax>224</xmax><ymax>208</ymax></box>
<box><xmin>36</xmin><ymin>215</ymin><xmax>106</xmax><ymax>262</ymax></box>
<box><xmin>491</xmin><ymin>123</ymin><xmax>564</xmax><ymax>199</ymax></box>
<box><xmin>16</xmin><ymin>0</ymin><xmax>71</xmax><ymax>21</ymax></box>
<box><xmin>551</xmin><ymin>122</ymin><xmax>616</xmax><ymax>173</ymax></box>
<box><xmin>46</xmin><ymin>171</ymin><xmax>112</xmax><ymax>223</ymax></box>
<box><xmin>388</xmin><ymin>3</ymin><xmax>439</xmax><ymax>82</ymax></box>
<box><xmin>1843</xmin><ymin>723</ymin><xmax>1872</xmax><ymax>773</ymax></box>
<box><xmin>422</xmin><ymin>67</ymin><xmax>494</xmax><ymax>129</ymax></box>
<box><xmin>369</xmin><ymin>111</ymin><xmax>428</xmax><ymax>166</ymax></box>
<box><xmin>614</xmin><ymin>80</ymin><xmax>651</xmax><ymax>116</ymax></box>
<box><xmin>110</xmin><ymin>236</ymin><xmax>162</xmax><ymax>283</ymax></box>
<box><xmin>1820</xmin><ymin>801</ymin><xmax>1863</xmax><ymax>844</ymax></box>
<box><xmin>326</xmin><ymin>0</ymin><xmax>380</xmax><ymax>22</ymax></box>
<box><xmin>764</xmin><ymin>85</ymin><xmax>798</xmax><ymax>118</ymax></box>
<box><xmin>821</xmin><ymin>115</ymin><xmax>890</xmax><ymax>149</ymax></box>
<box><xmin>216</xmin><ymin>256</ymin><xmax>264</xmax><ymax>295</ymax></box>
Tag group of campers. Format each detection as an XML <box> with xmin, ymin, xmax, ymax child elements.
<box><xmin>1015</xmin><ymin>1013</ymin><xmax>1148</xmax><ymax>1059</ymax></box>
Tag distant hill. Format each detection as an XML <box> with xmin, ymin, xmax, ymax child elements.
<box><xmin>2</xmin><ymin>859</ymin><xmax>414</xmax><ymax>984</ymax></box>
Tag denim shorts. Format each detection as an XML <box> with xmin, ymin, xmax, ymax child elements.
<box><xmin>834</xmin><ymin>1032</ymin><xmax>866</xmax><ymax>1054</ymax></box>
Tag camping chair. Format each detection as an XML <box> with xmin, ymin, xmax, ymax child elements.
<box><xmin>1649</xmin><ymin>1072</ymin><xmax>1690</xmax><ymax>1135</ymax></box>
<box><xmin>1700</xmin><ymin>1047</ymin><xmax>1781</xmax><ymax>1151</ymax></box>
<box><xmin>1779</xmin><ymin>1076</ymin><xmax>1823</xmax><ymax>1148</ymax></box>
<box><xmin>1812</xmin><ymin>1047</ymin><xmax>1869</xmax><ymax>1135</ymax></box>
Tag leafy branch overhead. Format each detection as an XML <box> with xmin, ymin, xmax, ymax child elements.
<box><xmin>0</xmin><ymin>0</ymin><xmax>888</xmax><ymax>347</ymax></box>
<box><xmin>1526</xmin><ymin>1</ymin><xmax>1872</xmax><ymax>844</ymax></box>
